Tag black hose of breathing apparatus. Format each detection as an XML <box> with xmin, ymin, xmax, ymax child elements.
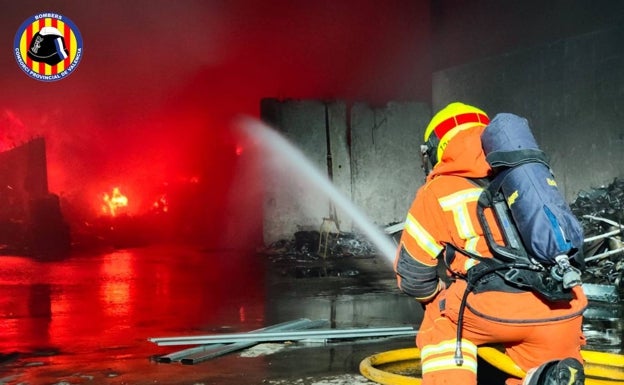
<box><xmin>448</xmin><ymin>256</ymin><xmax>538</xmax><ymax>365</ymax></box>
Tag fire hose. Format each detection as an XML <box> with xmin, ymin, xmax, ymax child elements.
<box><xmin>369</xmin><ymin>215</ymin><xmax>624</xmax><ymax>383</ymax></box>
<box><xmin>359</xmin><ymin>347</ymin><xmax>624</xmax><ymax>384</ymax></box>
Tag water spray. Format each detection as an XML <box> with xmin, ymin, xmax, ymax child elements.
<box><xmin>237</xmin><ymin>117</ymin><xmax>397</xmax><ymax>265</ymax></box>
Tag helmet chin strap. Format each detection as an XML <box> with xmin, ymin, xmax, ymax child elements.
<box><xmin>422</xmin><ymin>132</ymin><xmax>440</xmax><ymax>178</ymax></box>
<box><xmin>420</xmin><ymin>144</ymin><xmax>431</xmax><ymax>181</ymax></box>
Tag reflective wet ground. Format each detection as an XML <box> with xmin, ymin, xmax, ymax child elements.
<box><xmin>0</xmin><ymin>244</ymin><xmax>621</xmax><ymax>384</ymax></box>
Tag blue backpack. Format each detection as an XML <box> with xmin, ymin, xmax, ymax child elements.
<box><xmin>477</xmin><ymin>113</ymin><xmax>584</xmax><ymax>269</ymax></box>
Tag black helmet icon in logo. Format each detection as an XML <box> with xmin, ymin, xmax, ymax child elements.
<box><xmin>27</xmin><ymin>26</ymin><xmax>69</xmax><ymax>66</ymax></box>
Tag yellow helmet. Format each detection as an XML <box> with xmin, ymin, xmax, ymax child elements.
<box><xmin>423</xmin><ymin>102</ymin><xmax>489</xmax><ymax>166</ymax></box>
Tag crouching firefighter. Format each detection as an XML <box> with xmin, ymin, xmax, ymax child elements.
<box><xmin>394</xmin><ymin>102</ymin><xmax>588</xmax><ymax>385</ymax></box>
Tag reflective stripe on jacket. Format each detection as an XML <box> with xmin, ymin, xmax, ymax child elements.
<box><xmin>394</xmin><ymin>126</ymin><xmax>503</xmax><ymax>302</ymax></box>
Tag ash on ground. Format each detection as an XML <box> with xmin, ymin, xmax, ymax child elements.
<box><xmin>259</xmin><ymin>230</ymin><xmax>382</xmax><ymax>279</ymax></box>
<box><xmin>261</xmin><ymin>230</ymin><xmax>379</xmax><ymax>262</ymax></box>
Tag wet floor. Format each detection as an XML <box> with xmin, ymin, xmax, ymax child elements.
<box><xmin>0</xmin><ymin>244</ymin><xmax>421</xmax><ymax>384</ymax></box>
<box><xmin>0</xmin><ymin>244</ymin><xmax>621</xmax><ymax>384</ymax></box>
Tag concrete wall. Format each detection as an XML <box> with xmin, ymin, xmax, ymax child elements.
<box><xmin>260</xmin><ymin>99</ymin><xmax>429</xmax><ymax>245</ymax></box>
<box><xmin>260</xmin><ymin>99</ymin><xmax>335</xmax><ymax>244</ymax></box>
<box><xmin>432</xmin><ymin>25</ymin><xmax>624</xmax><ymax>201</ymax></box>
<box><xmin>350</xmin><ymin>102</ymin><xmax>429</xmax><ymax>227</ymax></box>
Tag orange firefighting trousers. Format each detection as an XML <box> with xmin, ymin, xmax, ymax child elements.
<box><xmin>416</xmin><ymin>280</ymin><xmax>587</xmax><ymax>385</ymax></box>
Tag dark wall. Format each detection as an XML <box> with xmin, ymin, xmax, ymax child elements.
<box><xmin>0</xmin><ymin>138</ymin><xmax>49</xmax><ymax>221</ymax></box>
<box><xmin>432</xmin><ymin>23</ymin><xmax>624</xmax><ymax>201</ymax></box>
<box><xmin>431</xmin><ymin>0</ymin><xmax>624</xmax><ymax>71</ymax></box>
<box><xmin>0</xmin><ymin>138</ymin><xmax>70</xmax><ymax>256</ymax></box>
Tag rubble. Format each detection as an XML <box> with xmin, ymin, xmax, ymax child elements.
<box><xmin>259</xmin><ymin>230</ymin><xmax>379</xmax><ymax>279</ymax></box>
<box><xmin>571</xmin><ymin>177</ymin><xmax>624</xmax><ymax>291</ymax></box>
<box><xmin>261</xmin><ymin>178</ymin><xmax>624</xmax><ymax>300</ymax></box>
<box><xmin>261</xmin><ymin>230</ymin><xmax>378</xmax><ymax>263</ymax></box>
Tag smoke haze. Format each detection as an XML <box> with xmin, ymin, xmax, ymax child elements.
<box><xmin>0</xmin><ymin>0</ymin><xmax>430</xmax><ymax>247</ymax></box>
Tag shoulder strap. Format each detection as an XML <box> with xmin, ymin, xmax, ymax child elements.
<box><xmin>470</xmin><ymin>171</ymin><xmax>535</xmax><ymax>266</ymax></box>
<box><xmin>464</xmin><ymin>175</ymin><xmax>528</xmax><ymax>263</ymax></box>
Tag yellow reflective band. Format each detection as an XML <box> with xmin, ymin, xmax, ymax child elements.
<box><xmin>421</xmin><ymin>339</ymin><xmax>477</xmax><ymax>359</ymax></box>
<box><xmin>421</xmin><ymin>339</ymin><xmax>478</xmax><ymax>374</ymax></box>
<box><xmin>464</xmin><ymin>256</ymin><xmax>479</xmax><ymax>271</ymax></box>
<box><xmin>405</xmin><ymin>213</ymin><xmax>444</xmax><ymax>259</ymax></box>
<box><xmin>421</xmin><ymin>355</ymin><xmax>478</xmax><ymax>374</ymax></box>
<box><xmin>438</xmin><ymin>188</ymin><xmax>482</xmax><ymax>237</ymax></box>
<box><xmin>547</xmin><ymin>178</ymin><xmax>557</xmax><ymax>187</ymax></box>
<box><xmin>464</xmin><ymin>236</ymin><xmax>480</xmax><ymax>256</ymax></box>
<box><xmin>438</xmin><ymin>188</ymin><xmax>482</xmax><ymax>243</ymax></box>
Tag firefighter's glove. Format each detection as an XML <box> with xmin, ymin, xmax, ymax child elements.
<box><xmin>418</xmin><ymin>278</ymin><xmax>446</xmax><ymax>310</ymax></box>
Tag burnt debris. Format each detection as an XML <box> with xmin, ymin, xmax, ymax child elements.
<box><xmin>571</xmin><ymin>178</ymin><xmax>624</xmax><ymax>291</ymax></box>
<box><xmin>262</xmin><ymin>178</ymin><xmax>624</xmax><ymax>300</ymax></box>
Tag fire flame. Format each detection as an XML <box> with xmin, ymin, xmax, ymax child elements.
<box><xmin>102</xmin><ymin>187</ymin><xmax>128</xmax><ymax>217</ymax></box>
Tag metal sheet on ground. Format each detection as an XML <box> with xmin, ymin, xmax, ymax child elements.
<box><xmin>154</xmin><ymin>318</ymin><xmax>330</xmax><ymax>364</ymax></box>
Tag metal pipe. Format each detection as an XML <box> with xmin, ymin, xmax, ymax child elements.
<box><xmin>179</xmin><ymin>319</ymin><xmax>330</xmax><ymax>365</ymax></box>
<box><xmin>584</xmin><ymin>228</ymin><xmax>623</xmax><ymax>243</ymax></box>
<box><xmin>583</xmin><ymin>215</ymin><xmax>624</xmax><ymax>243</ymax></box>
<box><xmin>585</xmin><ymin>246</ymin><xmax>624</xmax><ymax>262</ymax></box>
<box><xmin>152</xmin><ymin>318</ymin><xmax>328</xmax><ymax>363</ymax></box>
<box><xmin>154</xmin><ymin>345</ymin><xmax>219</xmax><ymax>363</ymax></box>
<box><xmin>583</xmin><ymin>215</ymin><xmax>622</xmax><ymax>228</ymax></box>
<box><xmin>150</xmin><ymin>326</ymin><xmax>417</xmax><ymax>346</ymax></box>
<box><xmin>179</xmin><ymin>343</ymin><xmax>249</xmax><ymax>365</ymax></box>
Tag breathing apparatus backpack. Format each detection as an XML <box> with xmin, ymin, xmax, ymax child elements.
<box><xmin>474</xmin><ymin>112</ymin><xmax>584</xmax><ymax>301</ymax></box>
<box><xmin>450</xmin><ymin>112</ymin><xmax>585</xmax><ymax>366</ymax></box>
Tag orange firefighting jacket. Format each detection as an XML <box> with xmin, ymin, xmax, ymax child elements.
<box><xmin>394</xmin><ymin>125</ymin><xmax>503</xmax><ymax>302</ymax></box>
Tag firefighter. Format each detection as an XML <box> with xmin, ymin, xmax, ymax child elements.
<box><xmin>394</xmin><ymin>102</ymin><xmax>587</xmax><ymax>385</ymax></box>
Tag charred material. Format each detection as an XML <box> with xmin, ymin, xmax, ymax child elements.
<box><xmin>571</xmin><ymin>177</ymin><xmax>624</xmax><ymax>296</ymax></box>
<box><xmin>260</xmin><ymin>230</ymin><xmax>379</xmax><ymax>279</ymax></box>
<box><xmin>263</xmin><ymin>230</ymin><xmax>377</xmax><ymax>262</ymax></box>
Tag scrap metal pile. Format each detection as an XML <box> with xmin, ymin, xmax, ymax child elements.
<box><xmin>570</xmin><ymin>177</ymin><xmax>624</xmax><ymax>290</ymax></box>
<box><xmin>259</xmin><ymin>230</ymin><xmax>379</xmax><ymax>279</ymax></box>
<box><xmin>261</xmin><ymin>230</ymin><xmax>378</xmax><ymax>263</ymax></box>
<box><xmin>259</xmin><ymin>178</ymin><xmax>624</xmax><ymax>298</ymax></box>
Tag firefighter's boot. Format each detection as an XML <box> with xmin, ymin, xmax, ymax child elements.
<box><xmin>522</xmin><ymin>357</ymin><xmax>584</xmax><ymax>385</ymax></box>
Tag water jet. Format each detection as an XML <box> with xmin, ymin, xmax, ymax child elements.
<box><xmin>236</xmin><ymin>117</ymin><xmax>397</xmax><ymax>265</ymax></box>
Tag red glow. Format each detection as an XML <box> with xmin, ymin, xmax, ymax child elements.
<box><xmin>152</xmin><ymin>194</ymin><xmax>169</xmax><ymax>213</ymax></box>
<box><xmin>100</xmin><ymin>251</ymin><xmax>134</xmax><ymax>317</ymax></box>
<box><xmin>0</xmin><ymin>247</ymin><xmax>266</xmax><ymax>369</ymax></box>
<box><xmin>0</xmin><ymin>1</ymin><xmax>430</xmax><ymax>250</ymax></box>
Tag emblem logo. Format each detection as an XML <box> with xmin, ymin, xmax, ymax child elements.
<box><xmin>14</xmin><ymin>12</ymin><xmax>83</xmax><ymax>82</ymax></box>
